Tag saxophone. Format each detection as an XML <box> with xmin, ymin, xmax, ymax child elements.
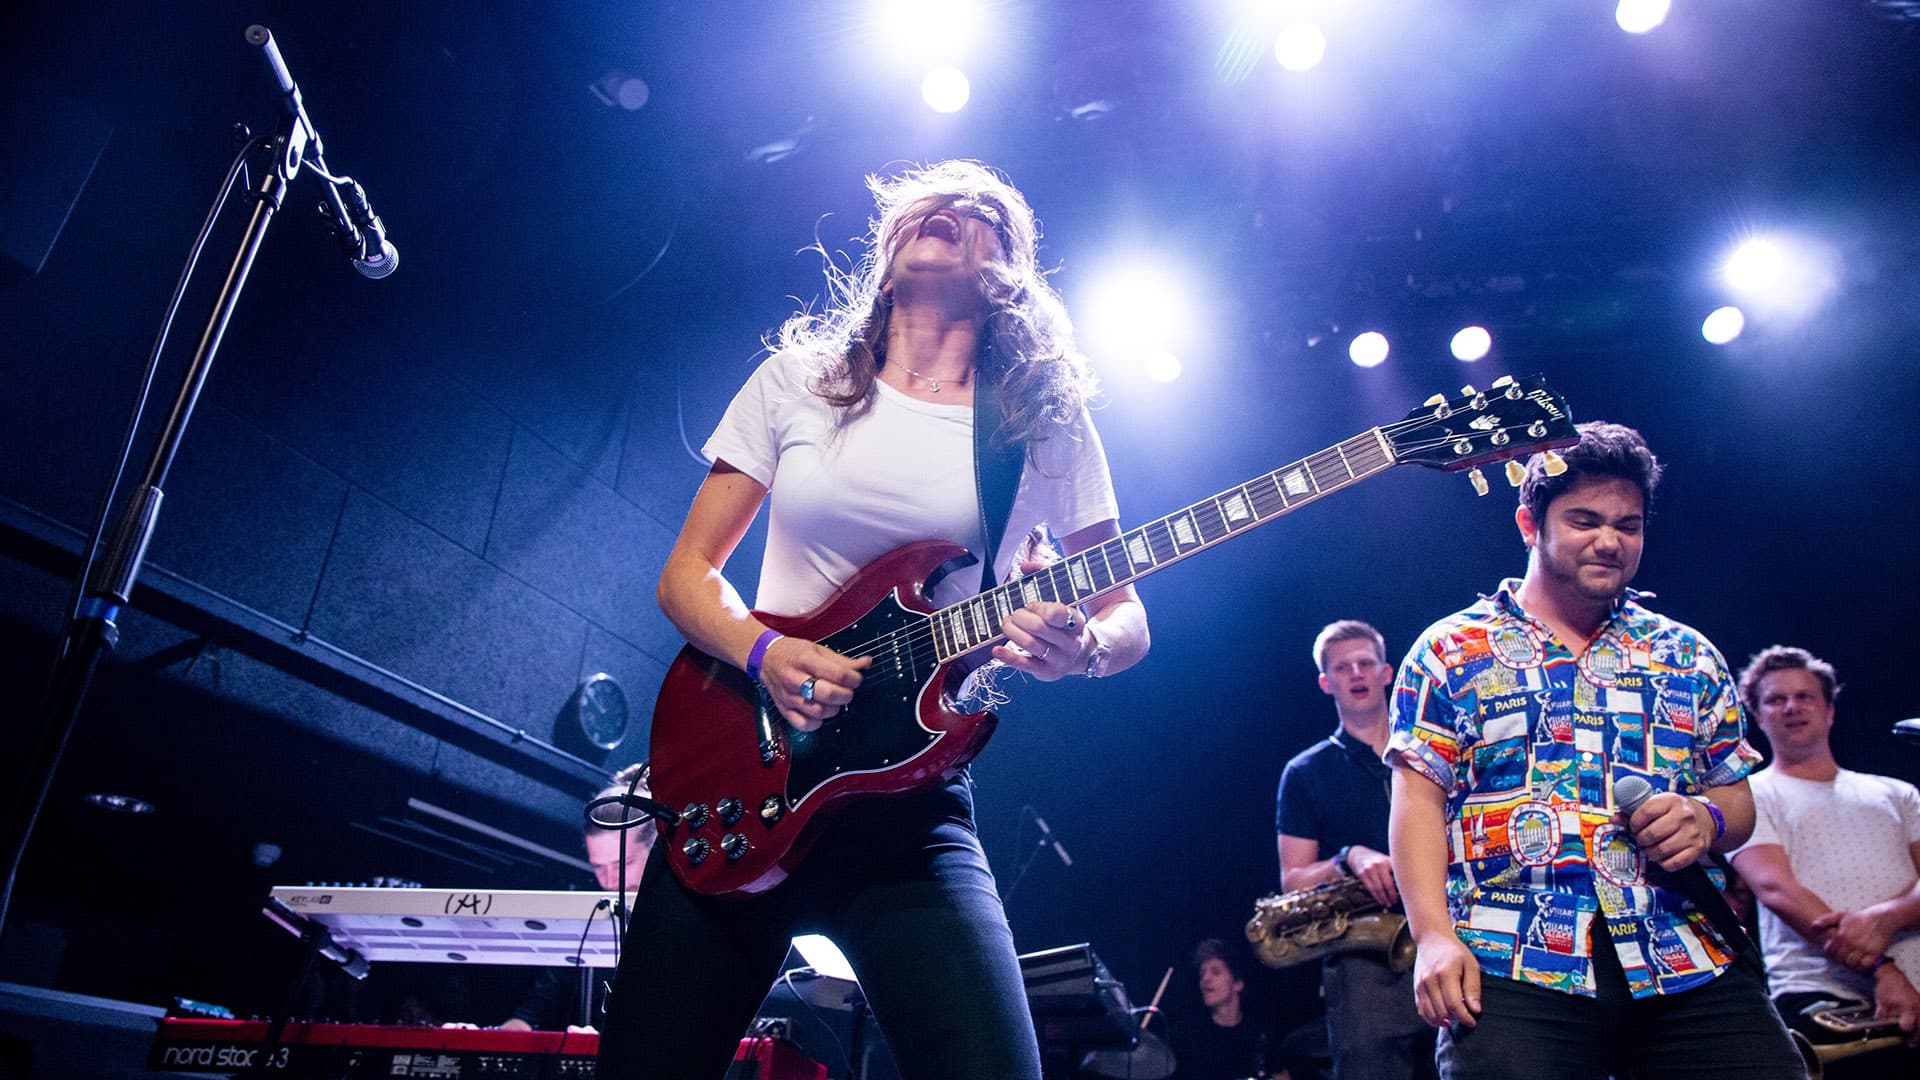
<box><xmin>1245</xmin><ymin>876</ymin><xmax>1415</xmax><ymax>973</ymax></box>
<box><xmin>1789</xmin><ymin>1001</ymin><xmax>1910</xmax><ymax>1080</ymax></box>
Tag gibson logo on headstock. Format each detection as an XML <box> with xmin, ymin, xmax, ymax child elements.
<box><xmin>1524</xmin><ymin>387</ymin><xmax>1566</xmax><ymax>422</ymax></box>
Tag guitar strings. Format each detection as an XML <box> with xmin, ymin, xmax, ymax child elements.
<box><xmin>823</xmin><ymin>412</ymin><xmax>1547</xmax><ymax>685</ymax></box>
<box><xmin>829</xmin><ymin>420</ymin><xmax>1536</xmax><ymax>683</ymax></box>
<box><xmin>836</xmin><ymin>433</ymin><xmax>1515</xmax><ymax>684</ymax></box>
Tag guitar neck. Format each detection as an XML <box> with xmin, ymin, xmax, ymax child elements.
<box><xmin>930</xmin><ymin>428</ymin><xmax>1398</xmax><ymax>661</ymax></box>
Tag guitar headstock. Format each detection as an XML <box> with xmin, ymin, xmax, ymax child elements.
<box><xmin>1383</xmin><ymin>374</ymin><xmax>1578</xmax><ymax>486</ymax></box>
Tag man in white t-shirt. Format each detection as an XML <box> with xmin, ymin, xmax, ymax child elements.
<box><xmin>1729</xmin><ymin>645</ymin><xmax>1920</xmax><ymax>1061</ymax></box>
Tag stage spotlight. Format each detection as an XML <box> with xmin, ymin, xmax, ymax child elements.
<box><xmin>1723</xmin><ymin>237</ymin><xmax>1786</xmax><ymax>296</ymax></box>
<box><xmin>1450</xmin><ymin>326</ymin><xmax>1492</xmax><ymax>362</ymax></box>
<box><xmin>588</xmin><ymin>72</ymin><xmax>651</xmax><ymax>111</ymax></box>
<box><xmin>1348</xmin><ymin>331</ymin><xmax>1389</xmax><ymax>368</ymax></box>
<box><xmin>876</xmin><ymin>0</ymin><xmax>985</xmax><ymax>61</ymax></box>
<box><xmin>1718</xmin><ymin>233</ymin><xmax>1839</xmax><ymax>321</ymax></box>
<box><xmin>1080</xmin><ymin>263</ymin><xmax>1200</xmax><ymax>379</ymax></box>
<box><xmin>1274</xmin><ymin>24</ymin><xmax>1327</xmax><ymax>72</ymax></box>
<box><xmin>1701</xmin><ymin>306</ymin><xmax>1745</xmax><ymax>345</ymax></box>
<box><xmin>922</xmin><ymin>66</ymin><xmax>971</xmax><ymax>113</ymax></box>
<box><xmin>1615</xmin><ymin>0</ymin><xmax>1671</xmax><ymax>35</ymax></box>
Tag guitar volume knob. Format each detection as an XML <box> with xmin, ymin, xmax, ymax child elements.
<box><xmin>717</xmin><ymin>798</ymin><xmax>744</xmax><ymax>825</ymax></box>
<box><xmin>681</xmin><ymin>837</ymin><xmax>711</xmax><ymax>865</ymax></box>
<box><xmin>721</xmin><ymin>833</ymin><xmax>750</xmax><ymax>862</ymax></box>
<box><xmin>682</xmin><ymin>803</ymin><xmax>710</xmax><ymax>828</ymax></box>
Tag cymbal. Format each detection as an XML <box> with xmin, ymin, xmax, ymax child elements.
<box><xmin>1080</xmin><ymin>1029</ymin><xmax>1175</xmax><ymax>1080</ymax></box>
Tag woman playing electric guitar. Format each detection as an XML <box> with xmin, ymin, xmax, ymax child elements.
<box><xmin>595</xmin><ymin>160</ymin><xmax>1149</xmax><ymax>1080</ymax></box>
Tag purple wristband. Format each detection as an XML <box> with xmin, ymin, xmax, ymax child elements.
<box><xmin>1694</xmin><ymin>796</ymin><xmax>1726</xmax><ymax>842</ymax></box>
<box><xmin>745</xmin><ymin>628</ymin><xmax>782</xmax><ymax>684</ymax></box>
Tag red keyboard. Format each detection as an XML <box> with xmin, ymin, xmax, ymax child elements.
<box><xmin>149</xmin><ymin>1018</ymin><xmax>827</xmax><ymax>1078</ymax></box>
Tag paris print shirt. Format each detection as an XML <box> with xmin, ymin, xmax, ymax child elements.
<box><xmin>1385</xmin><ymin>580</ymin><xmax>1762</xmax><ymax>998</ymax></box>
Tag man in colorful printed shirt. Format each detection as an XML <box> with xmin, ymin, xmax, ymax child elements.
<box><xmin>1383</xmin><ymin>422</ymin><xmax>1801</xmax><ymax>1078</ymax></box>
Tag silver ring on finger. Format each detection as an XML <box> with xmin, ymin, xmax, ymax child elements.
<box><xmin>1037</xmin><ymin>643</ymin><xmax>1052</xmax><ymax>661</ymax></box>
<box><xmin>800</xmin><ymin>677</ymin><xmax>817</xmax><ymax>703</ymax></box>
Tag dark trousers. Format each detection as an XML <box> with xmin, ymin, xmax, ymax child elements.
<box><xmin>595</xmin><ymin>777</ymin><xmax>1042</xmax><ymax>1080</ymax></box>
<box><xmin>1324</xmin><ymin>954</ymin><xmax>1437</xmax><ymax>1080</ymax></box>
<box><xmin>1436</xmin><ymin>924</ymin><xmax>1803</xmax><ymax>1080</ymax></box>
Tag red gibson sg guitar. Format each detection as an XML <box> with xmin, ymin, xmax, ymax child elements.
<box><xmin>650</xmin><ymin>374</ymin><xmax>1577</xmax><ymax>896</ymax></box>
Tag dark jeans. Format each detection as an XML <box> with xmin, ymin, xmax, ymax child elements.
<box><xmin>595</xmin><ymin>775</ymin><xmax>1042</xmax><ymax>1080</ymax></box>
<box><xmin>1436</xmin><ymin>923</ymin><xmax>1802</xmax><ymax>1080</ymax></box>
<box><xmin>1323</xmin><ymin>954</ymin><xmax>1437</xmax><ymax>1080</ymax></box>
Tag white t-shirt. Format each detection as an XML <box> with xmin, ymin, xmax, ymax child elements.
<box><xmin>702</xmin><ymin>350</ymin><xmax>1121</xmax><ymax>615</ymax></box>
<box><xmin>1736</xmin><ymin>767</ymin><xmax>1920</xmax><ymax>998</ymax></box>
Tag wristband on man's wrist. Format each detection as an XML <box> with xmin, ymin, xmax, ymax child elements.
<box><xmin>1692</xmin><ymin>795</ymin><xmax>1727</xmax><ymax>843</ymax></box>
<box><xmin>1333</xmin><ymin>845</ymin><xmax>1354</xmax><ymax>877</ymax></box>
<box><xmin>745</xmin><ymin>628</ymin><xmax>783</xmax><ymax>684</ymax></box>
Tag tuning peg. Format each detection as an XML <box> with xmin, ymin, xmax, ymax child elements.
<box><xmin>1505</xmin><ymin>459</ymin><xmax>1527</xmax><ymax>486</ymax></box>
<box><xmin>1468</xmin><ymin>468</ymin><xmax>1489</xmax><ymax>496</ymax></box>
<box><xmin>1542</xmin><ymin>450</ymin><xmax>1567</xmax><ymax>476</ymax></box>
<box><xmin>1459</xmin><ymin>384</ymin><xmax>1477</xmax><ymax>397</ymax></box>
<box><xmin>1423</xmin><ymin>393</ymin><xmax>1446</xmax><ymax>407</ymax></box>
<box><xmin>1490</xmin><ymin>375</ymin><xmax>1514</xmax><ymax>389</ymax></box>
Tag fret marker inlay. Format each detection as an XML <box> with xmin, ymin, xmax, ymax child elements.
<box><xmin>1127</xmin><ymin>536</ymin><xmax>1152</xmax><ymax>567</ymax></box>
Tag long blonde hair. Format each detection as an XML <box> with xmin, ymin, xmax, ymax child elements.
<box><xmin>771</xmin><ymin>160</ymin><xmax>1096</xmax><ymax>448</ymax></box>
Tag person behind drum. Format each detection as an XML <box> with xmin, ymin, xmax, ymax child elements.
<box><xmin>1178</xmin><ymin>938</ymin><xmax>1279</xmax><ymax>1080</ymax></box>
<box><xmin>499</xmin><ymin>764</ymin><xmax>657</xmax><ymax>1032</ymax></box>
<box><xmin>1275</xmin><ymin>620</ymin><xmax>1434</xmax><ymax>1079</ymax></box>
<box><xmin>1727</xmin><ymin>645</ymin><xmax>1920</xmax><ymax>1061</ymax></box>
<box><xmin>595</xmin><ymin>159</ymin><xmax>1149</xmax><ymax>1080</ymax></box>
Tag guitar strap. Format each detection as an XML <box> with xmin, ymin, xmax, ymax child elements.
<box><xmin>972</xmin><ymin>376</ymin><xmax>1025</xmax><ymax>593</ymax></box>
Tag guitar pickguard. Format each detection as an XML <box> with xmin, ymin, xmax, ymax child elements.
<box><xmin>782</xmin><ymin>593</ymin><xmax>944</xmax><ymax>808</ymax></box>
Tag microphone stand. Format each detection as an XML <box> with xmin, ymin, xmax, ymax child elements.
<box><xmin>999</xmin><ymin>827</ymin><xmax>1053</xmax><ymax>907</ymax></box>
<box><xmin>0</xmin><ymin>107</ymin><xmax>312</xmax><ymax>944</ymax></box>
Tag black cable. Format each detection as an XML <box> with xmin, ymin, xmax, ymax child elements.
<box><xmin>59</xmin><ymin>132</ymin><xmax>269</xmax><ymax>635</ymax></box>
<box><xmin>551</xmin><ymin>900</ymin><xmax>608</xmax><ymax>1058</ymax></box>
<box><xmin>4</xmin><ymin>131</ymin><xmax>270</xmax><ymax>939</ymax></box>
<box><xmin>778</xmin><ymin>968</ymin><xmax>854</xmax><ymax>1078</ymax></box>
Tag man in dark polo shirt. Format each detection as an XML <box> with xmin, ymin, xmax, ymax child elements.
<box><xmin>1276</xmin><ymin>620</ymin><xmax>1434</xmax><ymax>1080</ymax></box>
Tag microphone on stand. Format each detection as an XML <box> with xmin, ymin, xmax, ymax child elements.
<box><xmin>245</xmin><ymin>24</ymin><xmax>399</xmax><ymax>280</ymax></box>
<box><xmin>335</xmin><ymin>178</ymin><xmax>398</xmax><ymax>279</ymax></box>
<box><xmin>1029</xmin><ymin>809</ymin><xmax>1073</xmax><ymax>867</ymax></box>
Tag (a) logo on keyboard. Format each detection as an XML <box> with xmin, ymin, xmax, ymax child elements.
<box><xmin>444</xmin><ymin>892</ymin><xmax>494</xmax><ymax>915</ymax></box>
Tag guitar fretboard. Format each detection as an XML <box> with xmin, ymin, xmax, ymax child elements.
<box><xmin>929</xmin><ymin>428</ymin><xmax>1397</xmax><ymax>660</ymax></box>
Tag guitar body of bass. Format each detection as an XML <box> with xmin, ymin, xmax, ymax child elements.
<box><xmin>649</xmin><ymin>539</ymin><xmax>995</xmax><ymax>897</ymax></box>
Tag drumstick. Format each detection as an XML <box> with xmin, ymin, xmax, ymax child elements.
<box><xmin>1139</xmin><ymin>966</ymin><xmax>1173</xmax><ymax>1032</ymax></box>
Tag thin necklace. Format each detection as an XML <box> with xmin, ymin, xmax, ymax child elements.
<box><xmin>901</xmin><ymin>366</ymin><xmax>973</xmax><ymax>393</ymax></box>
